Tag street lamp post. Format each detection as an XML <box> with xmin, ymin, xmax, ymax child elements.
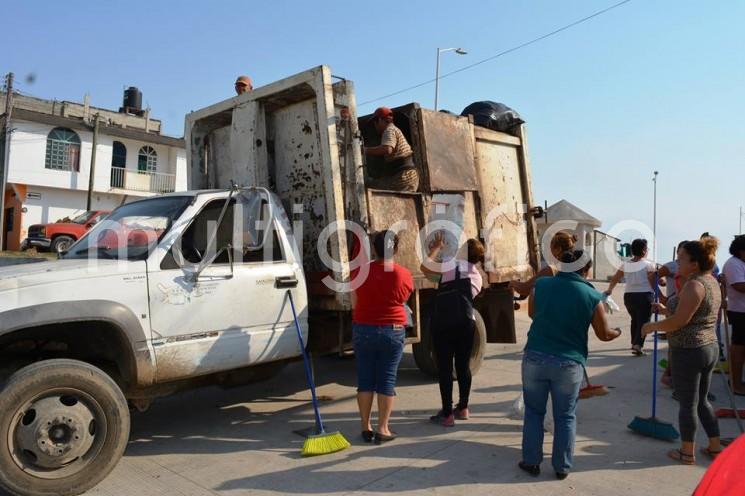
<box><xmin>434</xmin><ymin>47</ymin><xmax>467</xmax><ymax>111</ymax></box>
<box><xmin>653</xmin><ymin>171</ymin><xmax>658</xmax><ymax>263</ymax></box>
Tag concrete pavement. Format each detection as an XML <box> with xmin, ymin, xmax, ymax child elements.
<box><xmin>78</xmin><ymin>283</ymin><xmax>743</xmax><ymax>495</ymax></box>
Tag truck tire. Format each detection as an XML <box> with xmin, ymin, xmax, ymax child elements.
<box><xmin>412</xmin><ymin>310</ymin><xmax>487</xmax><ymax>379</ymax></box>
<box><xmin>51</xmin><ymin>236</ymin><xmax>75</xmax><ymax>254</ymax></box>
<box><xmin>0</xmin><ymin>359</ymin><xmax>130</xmax><ymax>496</ymax></box>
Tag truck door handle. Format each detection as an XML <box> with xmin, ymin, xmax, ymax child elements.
<box><xmin>275</xmin><ymin>276</ymin><xmax>299</xmax><ymax>288</ymax></box>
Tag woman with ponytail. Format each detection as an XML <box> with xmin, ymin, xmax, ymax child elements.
<box><xmin>642</xmin><ymin>237</ymin><xmax>723</xmax><ymax>465</ymax></box>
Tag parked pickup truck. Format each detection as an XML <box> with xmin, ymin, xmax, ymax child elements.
<box><xmin>0</xmin><ymin>65</ymin><xmax>540</xmax><ymax>496</ymax></box>
<box><xmin>21</xmin><ymin>210</ymin><xmax>109</xmax><ymax>253</ymax></box>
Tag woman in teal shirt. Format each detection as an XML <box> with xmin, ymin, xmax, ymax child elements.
<box><xmin>519</xmin><ymin>250</ymin><xmax>621</xmax><ymax>480</ymax></box>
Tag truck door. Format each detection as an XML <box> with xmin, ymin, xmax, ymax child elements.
<box><xmin>147</xmin><ymin>193</ymin><xmax>306</xmax><ymax>383</ymax></box>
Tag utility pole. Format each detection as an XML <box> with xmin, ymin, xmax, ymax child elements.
<box><xmin>740</xmin><ymin>205</ymin><xmax>743</xmax><ymax>235</ymax></box>
<box><xmin>86</xmin><ymin>113</ymin><xmax>100</xmax><ymax>211</ymax></box>
<box><xmin>0</xmin><ymin>72</ymin><xmax>14</xmax><ymax>251</ymax></box>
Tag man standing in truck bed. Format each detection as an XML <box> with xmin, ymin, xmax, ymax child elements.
<box><xmin>364</xmin><ymin>107</ymin><xmax>419</xmax><ymax>192</ymax></box>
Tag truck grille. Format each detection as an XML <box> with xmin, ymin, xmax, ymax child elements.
<box><xmin>28</xmin><ymin>225</ymin><xmax>44</xmax><ymax>238</ymax></box>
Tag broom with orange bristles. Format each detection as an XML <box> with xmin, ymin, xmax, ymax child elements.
<box><xmin>579</xmin><ymin>366</ymin><xmax>609</xmax><ymax>399</ymax></box>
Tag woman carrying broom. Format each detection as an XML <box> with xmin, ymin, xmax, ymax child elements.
<box><xmin>641</xmin><ymin>237</ymin><xmax>723</xmax><ymax>464</ymax></box>
<box><xmin>519</xmin><ymin>250</ymin><xmax>621</xmax><ymax>479</ymax></box>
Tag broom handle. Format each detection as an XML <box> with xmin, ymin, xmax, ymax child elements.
<box><xmin>652</xmin><ymin>273</ymin><xmax>659</xmax><ymax>419</ymax></box>
<box><xmin>288</xmin><ymin>289</ymin><xmax>325</xmax><ymax>433</ymax></box>
<box><xmin>651</xmin><ymin>171</ymin><xmax>659</xmax><ymax>419</ymax></box>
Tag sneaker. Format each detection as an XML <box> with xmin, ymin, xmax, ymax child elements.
<box><xmin>632</xmin><ymin>345</ymin><xmax>644</xmax><ymax>356</ymax></box>
<box><xmin>454</xmin><ymin>405</ymin><xmax>470</xmax><ymax>420</ymax></box>
<box><xmin>556</xmin><ymin>471</ymin><xmax>569</xmax><ymax>480</ymax></box>
<box><xmin>430</xmin><ymin>411</ymin><xmax>455</xmax><ymax>427</ymax></box>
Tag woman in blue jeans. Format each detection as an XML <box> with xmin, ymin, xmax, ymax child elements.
<box><xmin>520</xmin><ymin>250</ymin><xmax>621</xmax><ymax>479</ymax></box>
<box><xmin>352</xmin><ymin>230</ymin><xmax>414</xmax><ymax>444</ymax></box>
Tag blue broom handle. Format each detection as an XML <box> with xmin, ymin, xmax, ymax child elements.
<box><xmin>652</xmin><ymin>272</ymin><xmax>659</xmax><ymax>418</ymax></box>
<box><xmin>288</xmin><ymin>290</ymin><xmax>325</xmax><ymax>432</ymax></box>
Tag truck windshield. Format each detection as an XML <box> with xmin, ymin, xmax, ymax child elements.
<box><xmin>70</xmin><ymin>212</ymin><xmax>93</xmax><ymax>224</ymax></box>
<box><xmin>62</xmin><ymin>196</ymin><xmax>192</xmax><ymax>261</ymax></box>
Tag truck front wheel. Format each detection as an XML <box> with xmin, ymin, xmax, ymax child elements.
<box><xmin>412</xmin><ymin>310</ymin><xmax>487</xmax><ymax>378</ymax></box>
<box><xmin>51</xmin><ymin>236</ymin><xmax>75</xmax><ymax>254</ymax></box>
<box><xmin>0</xmin><ymin>359</ymin><xmax>130</xmax><ymax>496</ymax></box>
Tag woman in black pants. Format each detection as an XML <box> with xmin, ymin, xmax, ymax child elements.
<box><xmin>642</xmin><ymin>237</ymin><xmax>723</xmax><ymax>464</ymax></box>
<box><xmin>421</xmin><ymin>234</ymin><xmax>485</xmax><ymax>426</ymax></box>
<box><xmin>604</xmin><ymin>239</ymin><xmax>657</xmax><ymax>356</ymax></box>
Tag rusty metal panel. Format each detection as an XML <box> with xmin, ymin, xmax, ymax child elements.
<box><xmin>366</xmin><ymin>190</ymin><xmax>425</xmax><ymax>278</ymax></box>
<box><xmin>267</xmin><ymin>100</ymin><xmax>327</xmax><ymax>271</ymax></box>
<box><xmin>419</xmin><ymin>109</ymin><xmax>478</xmax><ymax>192</ymax></box>
<box><xmin>474</xmin><ymin>129</ymin><xmax>533</xmax><ymax>282</ymax></box>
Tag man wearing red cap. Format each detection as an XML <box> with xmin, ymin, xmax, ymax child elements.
<box><xmin>235</xmin><ymin>75</ymin><xmax>253</xmax><ymax>95</ymax></box>
<box><xmin>364</xmin><ymin>107</ymin><xmax>419</xmax><ymax>191</ymax></box>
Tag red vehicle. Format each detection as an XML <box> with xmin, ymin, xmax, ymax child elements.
<box><xmin>21</xmin><ymin>210</ymin><xmax>110</xmax><ymax>254</ymax></box>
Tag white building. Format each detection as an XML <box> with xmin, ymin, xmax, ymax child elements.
<box><xmin>1</xmin><ymin>90</ymin><xmax>187</xmax><ymax>251</ymax></box>
<box><xmin>536</xmin><ymin>199</ymin><xmax>620</xmax><ymax>280</ymax></box>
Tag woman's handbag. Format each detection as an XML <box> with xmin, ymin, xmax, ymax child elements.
<box><xmin>431</xmin><ymin>264</ymin><xmax>474</xmax><ymax>333</ymax></box>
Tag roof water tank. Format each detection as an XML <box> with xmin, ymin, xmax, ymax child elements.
<box><xmin>123</xmin><ymin>87</ymin><xmax>142</xmax><ymax>111</ymax></box>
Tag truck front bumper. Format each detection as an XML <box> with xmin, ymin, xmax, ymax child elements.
<box><xmin>22</xmin><ymin>237</ymin><xmax>52</xmax><ymax>250</ymax></box>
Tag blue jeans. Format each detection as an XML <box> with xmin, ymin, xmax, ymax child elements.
<box><xmin>353</xmin><ymin>324</ymin><xmax>406</xmax><ymax>396</ymax></box>
<box><xmin>521</xmin><ymin>350</ymin><xmax>583</xmax><ymax>473</ymax></box>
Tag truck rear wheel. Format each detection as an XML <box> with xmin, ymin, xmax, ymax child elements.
<box><xmin>0</xmin><ymin>359</ymin><xmax>130</xmax><ymax>496</ymax></box>
<box><xmin>412</xmin><ymin>310</ymin><xmax>487</xmax><ymax>378</ymax></box>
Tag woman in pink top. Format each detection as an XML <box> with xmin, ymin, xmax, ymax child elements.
<box><xmin>421</xmin><ymin>234</ymin><xmax>485</xmax><ymax>426</ymax></box>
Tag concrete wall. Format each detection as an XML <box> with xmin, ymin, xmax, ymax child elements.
<box><xmin>20</xmin><ymin>185</ymin><xmax>124</xmax><ymax>234</ymax></box>
<box><xmin>593</xmin><ymin>231</ymin><xmax>620</xmax><ymax>281</ymax></box>
<box><xmin>7</xmin><ymin>120</ymin><xmax>185</xmax><ymax>194</ymax></box>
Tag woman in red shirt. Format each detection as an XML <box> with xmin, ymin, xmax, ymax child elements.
<box><xmin>352</xmin><ymin>230</ymin><xmax>414</xmax><ymax>444</ymax></box>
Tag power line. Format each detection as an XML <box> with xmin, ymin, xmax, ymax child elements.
<box><xmin>358</xmin><ymin>0</ymin><xmax>633</xmax><ymax>107</ymax></box>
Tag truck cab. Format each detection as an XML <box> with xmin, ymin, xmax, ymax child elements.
<box><xmin>0</xmin><ymin>188</ymin><xmax>307</xmax><ymax>496</ymax></box>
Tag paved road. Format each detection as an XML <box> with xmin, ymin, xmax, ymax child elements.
<box><xmin>11</xmin><ymin>283</ymin><xmax>745</xmax><ymax>495</ymax></box>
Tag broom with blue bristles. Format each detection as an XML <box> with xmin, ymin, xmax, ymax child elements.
<box><xmin>288</xmin><ymin>290</ymin><xmax>350</xmax><ymax>456</ymax></box>
<box><xmin>628</xmin><ymin>171</ymin><xmax>680</xmax><ymax>442</ymax></box>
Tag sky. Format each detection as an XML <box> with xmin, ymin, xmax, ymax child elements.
<box><xmin>3</xmin><ymin>0</ymin><xmax>744</xmax><ymax>265</ymax></box>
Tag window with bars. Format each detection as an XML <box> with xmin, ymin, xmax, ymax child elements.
<box><xmin>45</xmin><ymin>127</ymin><xmax>81</xmax><ymax>171</ymax></box>
<box><xmin>138</xmin><ymin>146</ymin><xmax>157</xmax><ymax>173</ymax></box>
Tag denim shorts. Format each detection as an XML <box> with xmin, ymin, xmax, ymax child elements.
<box><xmin>353</xmin><ymin>323</ymin><xmax>406</xmax><ymax>396</ymax></box>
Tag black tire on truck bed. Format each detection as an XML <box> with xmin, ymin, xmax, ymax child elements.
<box><xmin>0</xmin><ymin>359</ymin><xmax>130</xmax><ymax>496</ymax></box>
<box><xmin>412</xmin><ymin>309</ymin><xmax>486</xmax><ymax>378</ymax></box>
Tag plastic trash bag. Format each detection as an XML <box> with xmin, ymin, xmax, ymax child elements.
<box><xmin>603</xmin><ymin>295</ymin><xmax>620</xmax><ymax>314</ymax></box>
<box><xmin>461</xmin><ymin>101</ymin><xmax>525</xmax><ymax>133</ymax></box>
<box><xmin>510</xmin><ymin>392</ymin><xmax>554</xmax><ymax>432</ymax></box>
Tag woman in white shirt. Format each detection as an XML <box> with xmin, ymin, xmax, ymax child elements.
<box><xmin>604</xmin><ymin>238</ymin><xmax>657</xmax><ymax>356</ymax></box>
<box><xmin>723</xmin><ymin>235</ymin><xmax>745</xmax><ymax>395</ymax></box>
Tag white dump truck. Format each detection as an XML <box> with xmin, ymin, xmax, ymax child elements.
<box><xmin>0</xmin><ymin>65</ymin><xmax>540</xmax><ymax>496</ymax></box>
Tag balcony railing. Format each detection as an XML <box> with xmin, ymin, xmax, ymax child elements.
<box><xmin>110</xmin><ymin>167</ymin><xmax>176</xmax><ymax>193</ymax></box>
